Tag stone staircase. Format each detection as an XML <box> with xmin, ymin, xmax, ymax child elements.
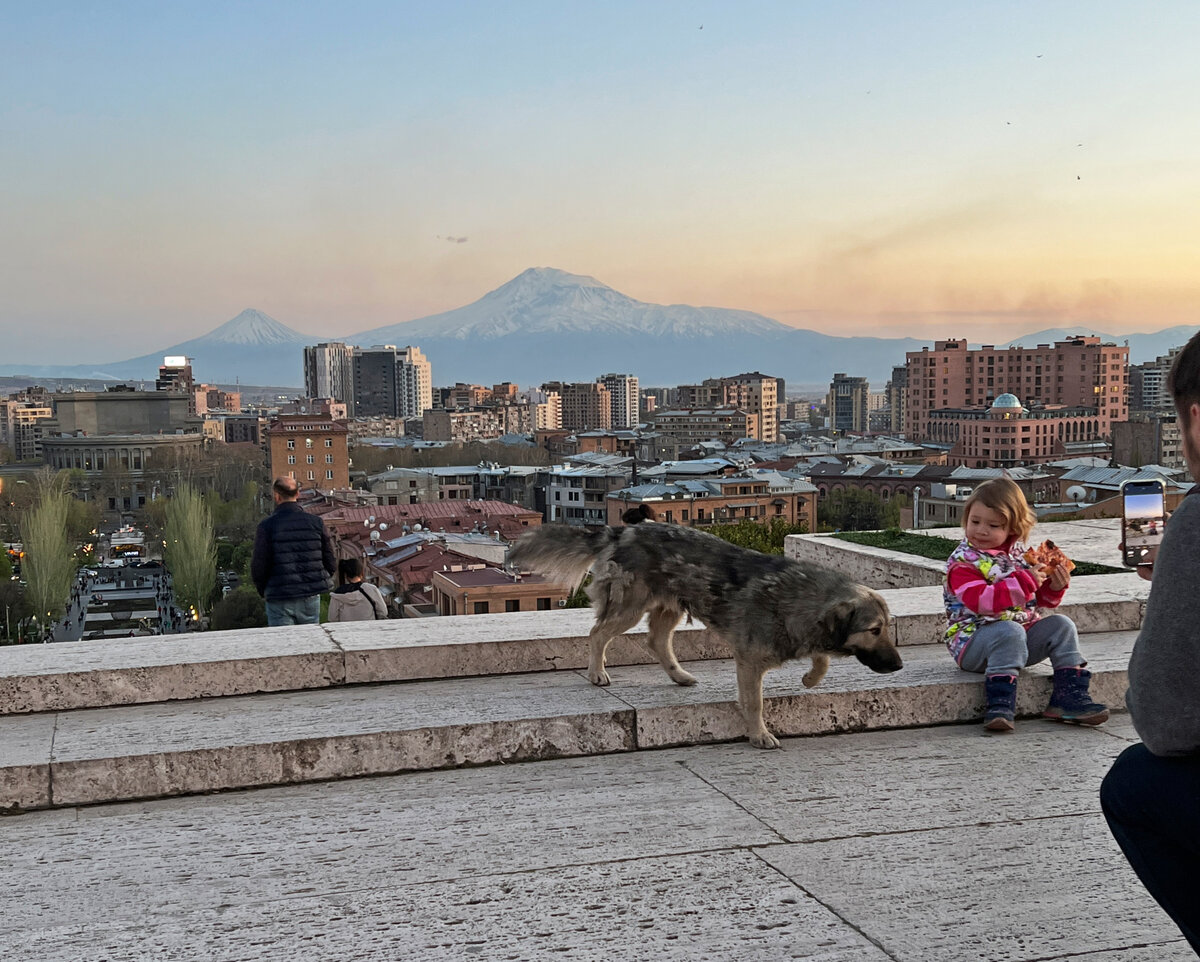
<box><xmin>0</xmin><ymin>575</ymin><xmax>1149</xmax><ymax>814</ymax></box>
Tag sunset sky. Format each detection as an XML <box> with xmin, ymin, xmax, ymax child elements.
<box><xmin>4</xmin><ymin>1</ymin><xmax>1200</xmax><ymax>363</ymax></box>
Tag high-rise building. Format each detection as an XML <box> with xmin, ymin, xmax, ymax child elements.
<box><xmin>559</xmin><ymin>382</ymin><xmax>612</xmax><ymax>431</ymax></box>
<box><xmin>303</xmin><ymin>342</ymin><xmax>355</xmax><ymax>412</ymax></box>
<box><xmin>598</xmin><ymin>373</ymin><xmax>639</xmax><ymax>429</ymax></box>
<box><xmin>1129</xmin><ymin>346</ymin><xmax>1182</xmax><ymax>413</ymax></box>
<box><xmin>721</xmin><ymin>372</ymin><xmax>780</xmax><ymax>442</ymax></box>
<box><xmin>827</xmin><ymin>373</ymin><xmax>870</xmax><ymax>434</ymax></box>
<box><xmin>351</xmin><ymin>345</ymin><xmax>433</xmax><ymax>418</ymax></box>
<box><xmin>903</xmin><ymin>336</ymin><xmax>1128</xmax><ymax>441</ymax></box>
<box><xmin>886</xmin><ymin>365</ymin><xmax>908</xmax><ymax>434</ymax></box>
<box><xmin>156</xmin><ymin>356</ymin><xmax>196</xmax><ymax>414</ymax></box>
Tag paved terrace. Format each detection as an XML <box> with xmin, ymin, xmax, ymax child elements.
<box><xmin>1</xmin><ymin>519</ymin><xmax>1188</xmax><ymax>959</ymax></box>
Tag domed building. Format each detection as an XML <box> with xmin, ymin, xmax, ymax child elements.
<box><xmin>928</xmin><ymin>392</ymin><xmax>1105</xmax><ymax>469</ymax></box>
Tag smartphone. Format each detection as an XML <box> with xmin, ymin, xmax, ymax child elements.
<box><xmin>1121</xmin><ymin>478</ymin><xmax>1166</xmax><ymax>568</ymax></box>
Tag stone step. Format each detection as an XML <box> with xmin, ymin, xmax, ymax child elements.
<box><xmin>0</xmin><ymin>579</ymin><xmax>1147</xmax><ymax>716</ymax></box>
<box><xmin>0</xmin><ymin>630</ymin><xmax>1136</xmax><ymax>813</ymax></box>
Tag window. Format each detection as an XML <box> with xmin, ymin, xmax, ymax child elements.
<box><xmin>287</xmin><ymin>455</ymin><xmax>296</xmax><ymax>464</ymax></box>
<box><xmin>326</xmin><ymin>470</ymin><xmax>334</xmax><ymax>480</ymax></box>
<box><xmin>306</xmin><ymin>454</ymin><xmax>315</xmax><ymax>464</ymax></box>
<box><xmin>473</xmin><ymin>601</ymin><xmax>489</xmax><ymax>614</ymax></box>
<box><xmin>505</xmin><ymin>599</ymin><xmax>520</xmax><ymax>612</ymax></box>
<box><xmin>307</xmin><ymin>471</ymin><xmax>314</xmax><ymax>480</ymax></box>
<box><xmin>305</xmin><ymin>438</ymin><xmax>313</xmax><ymax>448</ymax></box>
<box><xmin>325</xmin><ymin>438</ymin><xmax>333</xmax><ymax>447</ymax></box>
<box><xmin>326</xmin><ymin>454</ymin><xmax>333</xmax><ymax>463</ymax></box>
<box><xmin>287</xmin><ymin>439</ymin><xmax>295</xmax><ymax>449</ymax></box>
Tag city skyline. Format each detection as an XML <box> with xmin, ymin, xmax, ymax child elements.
<box><xmin>5</xmin><ymin>2</ymin><xmax>1200</xmax><ymax>365</ymax></box>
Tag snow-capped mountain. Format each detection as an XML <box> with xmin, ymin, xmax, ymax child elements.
<box><xmin>353</xmin><ymin>267</ymin><xmax>788</xmax><ymax>342</ymax></box>
<box><xmin>1</xmin><ymin>270</ymin><xmax>1192</xmax><ymax>389</ymax></box>
<box><xmin>201</xmin><ymin>309</ymin><xmax>308</xmax><ymax>346</ymax></box>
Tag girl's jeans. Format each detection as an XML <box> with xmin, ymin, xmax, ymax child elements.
<box><xmin>958</xmin><ymin>614</ymin><xmax>1084</xmax><ymax>676</ymax></box>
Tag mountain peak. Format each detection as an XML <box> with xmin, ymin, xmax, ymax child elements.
<box><xmin>206</xmin><ymin>309</ymin><xmax>307</xmax><ymax>346</ymax></box>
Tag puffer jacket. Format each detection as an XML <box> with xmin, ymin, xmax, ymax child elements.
<box><xmin>250</xmin><ymin>502</ymin><xmax>335</xmax><ymax>600</ymax></box>
<box><xmin>327</xmin><ymin>582</ymin><xmax>388</xmax><ymax>621</ymax></box>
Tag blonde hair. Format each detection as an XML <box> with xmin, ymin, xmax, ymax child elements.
<box><xmin>961</xmin><ymin>477</ymin><xmax>1036</xmax><ymax>543</ymax></box>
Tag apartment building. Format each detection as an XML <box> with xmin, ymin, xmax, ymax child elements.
<box><xmin>598</xmin><ymin>373</ymin><xmax>640</xmax><ymax>429</ymax></box>
<box><xmin>0</xmin><ymin>395</ymin><xmax>54</xmax><ymax>461</ymax></box>
<box><xmin>827</xmin><ymin>373</ymin><xmax>870</xmax><ymax>434</ymax></box>
<box><xmin>1128</xmin><ymin>347</ymin><xmax>1182</xmax><ymax>413</ymax></box>
<box><xmin>303</xmin><ymin>342</ymin><xmax>355</xmax><ymax>411</ymax></box>
<box><xmin>903</xmin><ymin>336</ymin><xmax>1128</xmax><ymax>441</ymax></box>
<box><xmin>557</xmin><ymin>381</ymin><xmax>612</xmax><ymax>432</ymax></box>
<box><xmin>352</xmin><ymin>345</ymin><xmax>433</xmax><ymax>418</ymax></box>
<box><xmin>266</xmin><ymin>416</ymin><xmax>350</xmax><ymax>490</ymax></box>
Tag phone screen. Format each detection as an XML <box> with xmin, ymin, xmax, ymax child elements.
<box><xmin>1122</xmin><ymin>482</ymin><xmax>1166</xmax><ymax>567</ymax></box>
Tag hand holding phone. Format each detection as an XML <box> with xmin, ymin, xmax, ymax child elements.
<box><xmin>1121</xmin><ymin>479</ymin><xmax>1167</xmax><ymax>568</ymax></box>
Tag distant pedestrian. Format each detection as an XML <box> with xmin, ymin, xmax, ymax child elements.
<box><xmin>250</xmin><ymin>476</ymin><xmax>335</xmax><ymax>626</ymax></box>
<box><xmin>327</xmin><ymin>557</ymin><xmax>387</xmax><ymax>622</ymax></box>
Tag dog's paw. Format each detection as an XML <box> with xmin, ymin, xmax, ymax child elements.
<box><xmin>748</xmin><ymin>731</ymin><xmax>781</xmax><ymax>750</ymax></box>
<box><xmin>588</xmin><ymin>668</ymin><xmax>611</xmax><ymax>686</ymax></box>
<box><xmin>669</xmin><ymin>668</ymin><xmax>698</xmax><ymax>687</ymax></box>
<box><xmin>801</xmin><ymin>670</ymin><xmax>823</xmax><ymax>688</ymax></box>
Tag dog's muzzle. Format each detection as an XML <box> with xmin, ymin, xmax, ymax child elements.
<box><xmin>856</xmin><ymin>649</ymin><xmax>904</xmax><ymax>673</ymax></box>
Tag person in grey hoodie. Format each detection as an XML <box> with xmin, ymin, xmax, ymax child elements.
<box><xmin>327</xmin><ymin>557</ymin><xmax>388</xmax><ymax>622</ymax></box>
<box><xmin>1101</xmin><ymin>330</ymin><xmax>1200</xmax><ymax>956</ymax></box>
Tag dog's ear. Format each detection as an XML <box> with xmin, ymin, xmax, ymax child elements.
<box><xmin>821</xmin><ymin>601</ymin><xmax>855</xmax><ymax>645</ymax></box>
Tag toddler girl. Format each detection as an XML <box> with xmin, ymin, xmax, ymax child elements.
<box><xmin>944</xmin><ymin>477</ymin><xmax>1108</xmax><ymax>732</ymax></box>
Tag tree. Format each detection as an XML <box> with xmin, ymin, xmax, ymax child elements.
<box><xmin>21</xmin><ymin>485</ymin><xmax>75</xmax><ymax>639</ymax></box>
<box><xmin>162</xmin><ymin>485</ymin><xmax>217</xmax><ymax>623</ymax></box>
<box><xmin>209</xmin><ymin>585</ymin><xmax>266</xmax><ymax>631</ymax></box>
<box><xmin>709</xmin><ymin>517</ymin><xmax>809</xmax><ymax>554</ymax></box>
<box><xmin>818</xmin><ymin>489</ymin><xmax>900</xmax><ymax>532</ymax></box>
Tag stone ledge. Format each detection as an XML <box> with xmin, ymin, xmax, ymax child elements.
<box><xmin>0</xmin><ymin>583</ymin><xmax>1149</xmax><ymax>715</ymax></box>
<box><xmin>0</xmin><ymin>630</ymin><xmax>1138</xmax><ymax>813</ymax></box>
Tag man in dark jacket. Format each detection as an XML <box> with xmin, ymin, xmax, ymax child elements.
<box><xmin>1101</xmin><ymin>330</ymin><xmax>1200</xmax><ymax>955</ymax></box>
<box><xmin>251</xmin><ymin>477</ymin><xmax>335</xmax><ymax>626</ymax></box>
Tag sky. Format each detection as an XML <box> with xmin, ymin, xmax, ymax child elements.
<box><xmin>3</xmin><ymin>0</ymin><xmax>1200</xmax><ymax>364</ymax></box>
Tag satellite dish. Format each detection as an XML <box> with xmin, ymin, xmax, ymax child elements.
<box><xmin>363</xmin><ymin>519</ymin><xmax>370</xmax><ymax>527</ymax></box>
<box><xmin>369</xmin><ymin>530</ymin><xmax>380</xmax><ymax>542</ymax></box>
<box><xmin>378</xmin><ymin>523</ymin><xmax>388</xmax><ymax>531</ymax></box>
<box><xmin>368</xmin><ymin>516</ymin><xmax>376</xmax><ymax>524</ymax></box>
<box><xmin>1066</xmin><ymin>485</ymin><xmax>1088</xmax><ymax>503</ymax></box>
<box><xmin>413</xmin><ymin>523</ymin><xmax>423</xmax><ymax>531</ymax></box>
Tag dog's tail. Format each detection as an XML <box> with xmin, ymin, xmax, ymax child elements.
<box><xmin>507</xmin><ymin>525</ymin><xmax>615</xmax><ymax>591</ymax></box>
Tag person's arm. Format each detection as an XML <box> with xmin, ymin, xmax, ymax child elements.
<box><xmin>250</xmin><ymin>522</ymin><xmax>271</xmax><ymax>597</ymax></box>
<box><xmin>1127</xmin><ymin>496</ymin><xmax>1200</xmax><ymax>755</ymax></box>
<box><xmin>370</xmin><ymin>584</ymin><xmax>387</xmax><ymax>620</ymax></box>
<box><xmin>947</xmin><ymin>561</ymin><xmax>1037</xmax><ymax>616</ymax></box>
<box><xmin>326</xmin><ymin>594</ymin><xmax>343</xmax><ymax>623</ymax></box>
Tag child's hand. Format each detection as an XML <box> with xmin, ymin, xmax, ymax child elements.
<box><xmin>1044</xmin><ymin>565</ymin><xmax>1070</xmax><ymax>591</ymax></box>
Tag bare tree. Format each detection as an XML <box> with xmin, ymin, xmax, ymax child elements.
<box><xmin>163</xmin><ymin>485</ymin><xmax>217</xmax><ymax>624</ymax></box>
<box><xmin>21</xmin><ymin>485</ymin><xmax>75</xmax><ymax>640</ymax></box>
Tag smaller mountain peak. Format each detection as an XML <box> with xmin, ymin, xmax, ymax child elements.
<box><xmin>207</xmin><ymin>309</ymin><xmax>307</xmax><ymax>345</ymax></box>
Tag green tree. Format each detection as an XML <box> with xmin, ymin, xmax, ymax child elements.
<box><xmin>818</xmin><ymin>489</ymin><xmax>900</xmax><ymax>532</ymax></box>
<box><xmin>209</xmin><ymin>585</ymin><xmax>267</xmax><ymax>631</ymax></box>
<box><xmin>708</xmin><ymin>517</ymin><xmax>810</xmax><ymax>554</ymax></box>
<box><xmin>163</xmin><ymin>485</ymin><xmax>217</xmax><ymax>622</ymax></box>
<box><xmin>21</xmin><ymin>486</ymin><xmax>75</xmax><ymax>639</ymax></box>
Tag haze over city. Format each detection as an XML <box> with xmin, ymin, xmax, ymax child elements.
<box><xmin>4</xmin><ymin>1</ymin><xmax>1200</xmax><ymax>365</ymax></box>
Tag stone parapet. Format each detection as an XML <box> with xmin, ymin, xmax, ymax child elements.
<box><xmin>0</xmin><ymin>631</ymin><xmax>1138</xmax><ymax>813</ymax></box>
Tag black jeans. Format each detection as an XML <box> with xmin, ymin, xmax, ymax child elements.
<box><xmin>1101</xmin><ymin>743</ymin><xmax>1200</xmax><ymax>955</ymax></box>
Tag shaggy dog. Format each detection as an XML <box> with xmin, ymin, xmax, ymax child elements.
<box><xmin>507</xmin><ymin>522</ymin><xmax>903</xmax><ymax>749</ymax></box>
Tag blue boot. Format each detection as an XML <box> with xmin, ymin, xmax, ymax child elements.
<box><xmin>1044</xmin><ymin>666</ymin><xmax>1109</xmax><ymax>726</ymax></box>
<box><xmin>984</xmin><ymin>674</ymin><xmax>1018</xmax><ymax>733</ymax></box>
